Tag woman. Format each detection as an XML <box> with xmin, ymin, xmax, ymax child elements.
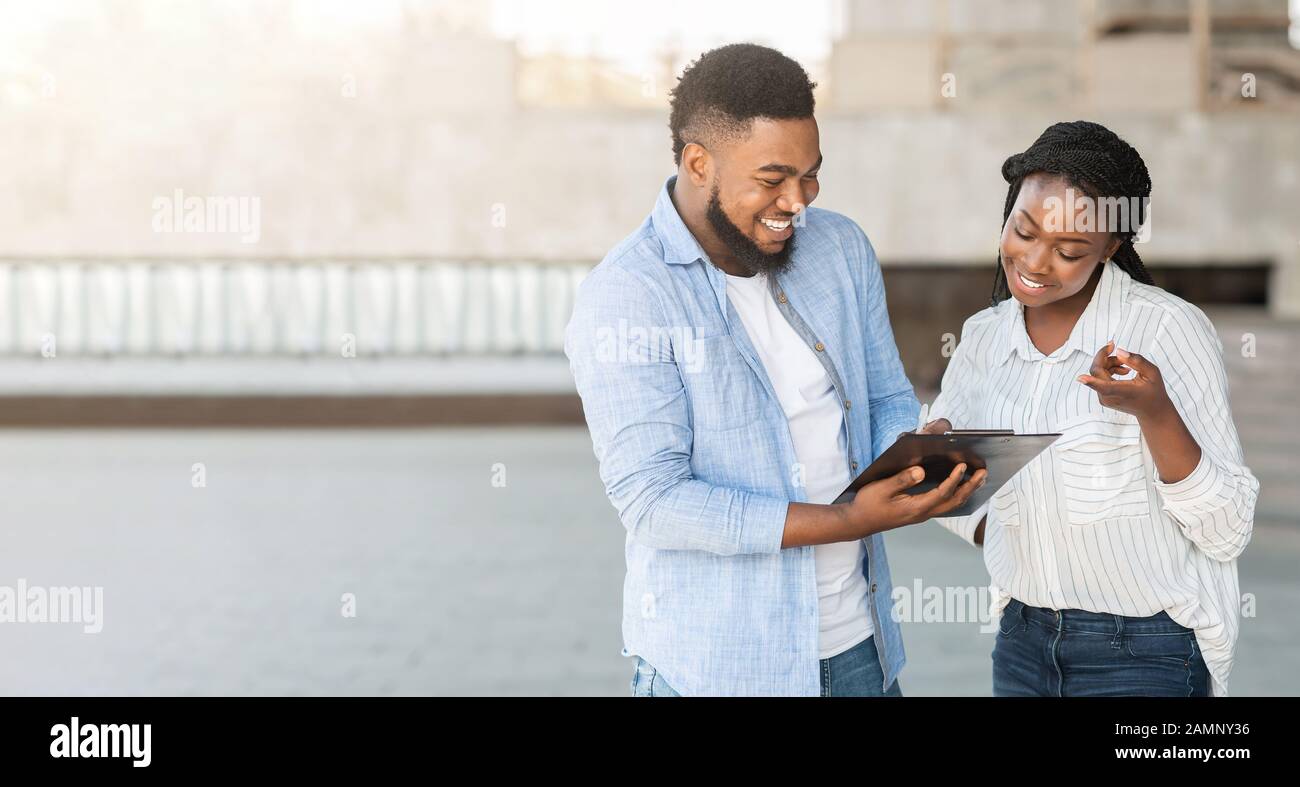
<box><xmin>927</xmin><ymin>121</ymin><xmax>1258</xmax><ymax>697</ymax></box>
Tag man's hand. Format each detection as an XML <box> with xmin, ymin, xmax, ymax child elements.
<box><xmin>837</xmin><ymin>461</ymin><xmax>987</xmax><ymax>538</ymax></box>
<box><xmin>780</xmin><ymin>422</ymin><xmax>988</xmax><ymax>549</ymax></box>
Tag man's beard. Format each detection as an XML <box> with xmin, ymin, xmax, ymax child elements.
<box><xmin>705</xmin><ymin>184</ymin><xmax>795</xmax><ymax>276</ymax></box>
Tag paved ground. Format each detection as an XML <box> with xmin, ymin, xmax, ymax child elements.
<box><xmin>0</xmin><ymin>424</ymin><xmax>1293</xmax><ymax>696</ymax></box>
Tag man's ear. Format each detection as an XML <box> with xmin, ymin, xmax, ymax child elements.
<box><xmin>680</xmin><ymin>142</ymin><xmax>712</xmax><ymax>188</ymax></box>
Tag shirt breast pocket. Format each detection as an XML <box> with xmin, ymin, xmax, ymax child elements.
<box><xmin>1052</xmin><ymin>411</ymin><xmax>1152</xmax><ymax>525</ymax></box>
<box><xmin>680</xmin><ymin>334</ymin><xmax>762</xmax><ymax>432</ymax></box>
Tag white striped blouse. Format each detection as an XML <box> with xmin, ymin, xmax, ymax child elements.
<box><xmin>929</xmin><ymin>261</ymin><xmax>1259</xmax><ymax>696</ymax></box>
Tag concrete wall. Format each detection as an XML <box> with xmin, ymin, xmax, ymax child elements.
<box><xmin>1</xmin><ymin>1</ymin><xmax>1298</xmax><ymax>312</ymax></box>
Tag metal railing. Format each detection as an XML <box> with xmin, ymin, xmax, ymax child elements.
<box><xmin>0</xmin><ymin>260</ymin><xmax>591</xmax><ymax>358</ymax></box>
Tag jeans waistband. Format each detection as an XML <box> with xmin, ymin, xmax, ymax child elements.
<box><xmin>1005</xmin><ymin>598</ymin><xmax>1192</xmax><ymax>636</ymax></box>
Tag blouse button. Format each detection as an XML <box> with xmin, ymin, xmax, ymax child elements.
<box><xmin>814</xmin><ymin>342</ymin><xmax>825</xmax><ymax>352</ymax></box>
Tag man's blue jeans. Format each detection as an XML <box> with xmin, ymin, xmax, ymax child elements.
<box><xmin>992</xmin><ymin>598</ymin><xmax>1212</xmax><ymax>697</ymax></box>
<box><xmin>630</xmin><ymin>635</ymin><xmax>903</xmax><ymax>697</ymax></box>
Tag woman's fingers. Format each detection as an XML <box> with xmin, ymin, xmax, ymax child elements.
<box><xmin>918</xmin><ymin>418</ymin><xmax>952</xmax><ymax>435</ymax></box>
<box><xmin>1089</xmin><ymin>342</ymin><xmax>1115</xmax><ymax>378</ymax></box>
<box><xmin>1090</xmin><ymin>341</ymin><xmax>1157</xmax><ymax>380</ymax></box>
<box><xmin>1114</xmin><ymin>348</ymin><xmax>1158</xmax><ymax>380</ymax></box>
<box><xmin>1077</xmin><ymin>374</ymin><xmax>1136</xmax><ymax>398</ymax></box>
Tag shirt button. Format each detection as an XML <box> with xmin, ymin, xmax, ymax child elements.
<box><xmin>870</xmin><ymin>583</ymin><xmax>878</xmax><ymax>593</ymax></box>
<box><xmin>814</xmin><ymin>342</ymin><xmax>825</xmax><ymax>352</ymax></box>
<box><xmin>777</xmin><ymin>292</ymin><xmax>788</xmax><ymax>303</ymax></box>
<box><xmin>851</xmin><ymin>461</ymin><xmax>859</xmax><ymax>470</ymax></box>
<box><xmin>844</xmin><ymin>400</ymin><xmax>852</xmax><ymax>410</ymax></box>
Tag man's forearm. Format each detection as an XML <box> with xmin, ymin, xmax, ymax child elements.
<box><xmin>781</xmin><ymin>502</ymin><xmax>851</xmax><ymax>549</ymax></box>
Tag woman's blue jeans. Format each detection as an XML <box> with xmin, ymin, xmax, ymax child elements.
<box><xmin>992</xmin><ymin>598</ymin><xmax>1212</xmax><ymax>697</ymax></box>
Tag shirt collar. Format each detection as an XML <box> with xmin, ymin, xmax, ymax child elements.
<box><xmin>651</xmin><ymin>175</ymin><xmax>711</xmax><ymax>267</ymax></box>
<box><xmin>997</xmin><ymin>260</ymin><xmax>1130</xmax><ymax>365</ymax></box>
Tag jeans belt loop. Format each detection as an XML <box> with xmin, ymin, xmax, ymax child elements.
<box><xmin>1111</xmin><ymin>613</ymin><xmax>1125</xmax><ymax>650</ymax></box>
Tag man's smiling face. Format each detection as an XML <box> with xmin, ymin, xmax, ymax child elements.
<box><xmin>703</xmin><ymin>116</ymin><xmax>822</xmax><ymax>275</ymax></box>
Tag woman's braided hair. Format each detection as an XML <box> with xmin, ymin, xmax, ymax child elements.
<box><xmin>992</xmin><ymin>120</ymin><xmax>1155</xmax><ymax>305</ymax></box>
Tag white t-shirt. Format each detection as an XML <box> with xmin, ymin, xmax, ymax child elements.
<box><xmin>724</xmin><ymin>270</ymin><xmax>873</xmax><ymax>659</ymax></box>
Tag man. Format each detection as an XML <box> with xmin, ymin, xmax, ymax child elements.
<box><xmin>564</xmin><ymin>44</ymin><xmax>984</xmax><ymax>697</ymax></box>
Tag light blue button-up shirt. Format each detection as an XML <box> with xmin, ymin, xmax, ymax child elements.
<box><xmin>564</xmin><ymin>176</ymin><xmax>920</xmax><ymax>696</ymax></box>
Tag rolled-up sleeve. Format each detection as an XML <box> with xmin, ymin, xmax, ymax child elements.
<box><xmin>934</xmin><ymin>502</ymin><xmax>988</xmax><ymax>548</ymax></box>
<box><xmin>1148</xmin><ymin>305</ymin><xmax>1258</xmax><ymax>562</ymax></box>
<box><xmin>564</xmin><ymin>264</ymin><xmax>789</xmax><ymax>556</ymax></box>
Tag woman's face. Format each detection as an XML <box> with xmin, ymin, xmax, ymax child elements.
<box><xmin>1000</xmin><ymin>173</ymin><xmax>1122</xmax><ymax>307</ymax></box>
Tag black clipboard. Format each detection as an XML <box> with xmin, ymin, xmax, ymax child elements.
<box><xmin>832</xmin><ymin>430</ymin><xmax>1061</xmax><ymax>516</ymax></box>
